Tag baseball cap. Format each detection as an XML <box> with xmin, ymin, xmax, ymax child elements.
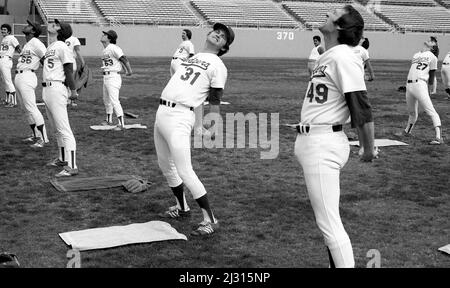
<box><xmin>213</xmin><ymin>23</ymin><xmax>234</xmax><ymax>47</ymax></box>
<box><xmin>26</xmin><ymin>20</ymin><xmax>41</xmax><ymax>37</ymax></box>
<box><xmin>103</xmin><ymin>30</ymin><xmax>118</xmax><ymax>41</ymax></box>
<box><xmin>54</xmin><ymin>19</ymin><xmax>72</xmax><ymax>40</ymax></box>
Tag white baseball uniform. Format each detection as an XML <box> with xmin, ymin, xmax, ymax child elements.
<box><xmin>15</xmin><ymin>37</ymin><xmax>48</xmax><ymax>140</ymax></box>
<box><xmin>170</xmin><ymin>40</ymin><xmax>195</xmax><ymax>76</ymax></box>
<box><xmin>155</xmin><ymin>52</ymin><xmax>227</xmax><ymax>200</ymax></box>
<box><xmin>295</xmin><ymin>44</ymin><xmax>366</xmax><ymax>268</ymax></box>
<box><xmin>353</xmin><ymin>45</ymin><xmax>369</xmax><ymax>64</ymax></box>
<box><xmin>405</xmin><ymin>50</ymin><xmax>441</xmax><ymax>131</ymax></box>
<box><xmin>308</xmin><ymin>45</ymin><xmax>323</xmax><ymax>73</ymax></box>
<box><xmin>65</xmin><ymin>36</ymin><xmax>81</xmax><ymax>72</ymax></box>
<box><xmin>43</xmin><ymin>40</ymin><xmax>77</xmax><ymax>169</ymax></box>
<box><xmin>101</xmin><ymin>43</ymin><xmax>125</xmax><ymax>124</ymax></box>
<box><xmin>0</xmin><ymin>34</ymin><xmax>19</xmax><ymax>93</ymax></box>
<box><xmin>441</xmin><ymin>52</ymin><xmax>450</xmax><ymax>88</ymax></box>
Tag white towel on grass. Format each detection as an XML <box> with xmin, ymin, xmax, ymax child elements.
<box><xmin>90</xmin><ymin>124</ymin><xmax>147</xmax><ymax>131</ymax></box>
<box><xmin>59</xmin><ymin>221</ymin><xmax>187</xmax><ymax>251</ymax></box>
<box><xmin>438</xmin><ymin>244</ymin><xmax>450</xmax><ymax>255</ymax></box>
<box><xmin>349</xmin><ymin>139</ymin><xmax>408</xmax><ymax>147</ymax></box>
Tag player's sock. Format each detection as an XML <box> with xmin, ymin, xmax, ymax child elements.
<box><xmin>405</xmin><ymin>123</ymin><xmax>414</xmax><ymax>134</ymax></box>
<box><xmin>195</xmin><ymin>195</ymin><xmax>216</xmax><ymax>223</ymax></box>
<box><xmin>171</xmin><ymin>183</ymin><xmax>188</xmax><ymax>211</ymax></box>
<box><xmin>435</xmin><ymin>126</ymin><xmax>442</xmax><ymax>140</ymax></box>
<box><xmin>6</xmin><ymin>92</ymin><xmax>10</xmax><ymax>104</ymax></box>
<box><xmin>11</xmin><ymin>92</ymin><xmax>16</xmax><ymax>105</ymax></box>
<box><xmin>36</xmin><ymin>124</ymin><xmax>48</xmax><ymax>143</ymax></box>
<box><xmin>327</xmin><ymin>248</ymin><xmax>336</xmax><ymax>268</ymax></box>
<box><xmin>29</xmin><ymin>124</ymin><xmax>37</xmax><ymax>138</ymax></box>
<box><xmin>106</xmin><ymin>114</ymin><xmax>112</xmax><ymax>124</ymax></box>
<box><xmin>446</xmin><ymin>88</ymin><xmax>450</xmax><ymax>96</ymax></box>
<box><xmin>118</xmin><ymin>116</ymin><xmax>124</xmax><ymax>127</ymax></box>
<box><xmin>59</xmin><ymin>147</ymin><xmax>65</xmax><ymax>162</ymax></box>
<box><xmin>67</xmin><ymin>150</ymin><xmax>77</xmax><ymax>169</ymax></box>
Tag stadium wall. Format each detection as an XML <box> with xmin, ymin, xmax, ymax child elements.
<box><xmin>68</xmin><ymin>24</ymin><xmax>450</xmax><ymax>60</ymax></box>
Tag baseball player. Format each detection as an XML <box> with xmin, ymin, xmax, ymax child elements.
<box><xmin>170</xmin><ymin>29</ymin><xmax>195</xmax><ymax>76</ymax></box>
<box><xmin>43</xmin><ymin>19</ymin><xmax>79</xmax><ymax>177</ymax></box>
<box><xmin>0</xmin><ymin>23</ymin><xmax>21</xmax><ymax>107</ymax></box>
<box><xmin>65</xmin><ymin>34</ymin><xmax>85</xmax><ymax>106</ymax></box>
<box><xmin>294</xmin><ymin>5</ymin><xmax>377</xmax><ymax>268</ymax></box>
<box><xmin>398</xmin><ymin>39</ymin><xmax>443</xmax><ymax>145</ymax></box>
<box><xmin>440</xmin><ymin>50</ymin><xmax>450</xmax><ymax>100</ymax></box>
<box><xmin>353</xmin><ymin>37</ymin><xmax>374</xmax><ymax>82</ymax></box>
<box><xmin>15</xmin><ymin>20</ymin><xmax>48</xmax><ymax>148</ymax></box>
<box><xmin>154</xmin><ymin>23</ymin><xmax>234</xmax><ymax>237</ymax></box>
<box><xmin>100</xmin><ymin>30</ymin><xmax>132</xmax><ymax>129</ymax></box>
<box><xmin>429</xmin><ymin>36</ymin><xmax>439</xmax><ymax>95</ymax></box>
<box><xmin>307</xmin><ymin>35</ymin><xmax>325</xmax><ymax>76</ymax></box>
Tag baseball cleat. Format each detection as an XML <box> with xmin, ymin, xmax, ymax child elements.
<box><xmin>23</xmin><ymin>136</ymin><xmax>38</xmax><ymax>143</ymax></box>
<box><xmin>5</xmin><ymin>103</ymin><xmax>16</xmax><ymax>108</ymax></box>
<box><xmin>30</xmin><ymin>139</ymin><xmax>45</xmax><ymax>148</ymax></box>
<box><xmin>429</xmin><ymin>138</ymin><xmax>444</xmax><ymax>145</ymax></box>
<box><xmin>113</xmin><ymin>125</ymin><xmax>125</xmax><ymax>131</ymax></box>
<box><xmin>394</xmin><ymin>130</ymin><xmax>411</xmax><ymax>137</ymax></box>
<box><xmin>190</xmin><ymin>220</ymin><xmax>219</xmax><ymax>237</ymax></box>
<box><xmin>46</xmin><ymin>158</ymin><xmax>68</xmax><ymax>167</ymax></box>
<box><xmin>55</xmin><ymin>166</ymin><xmax>79</xmax><ymax>178</ymax></box>
<box><xmin>159</xmin><ymin>206</ymin><xmax>191</xmax><ymax>219</ymax></box>
<box><xmin>100</xmin><ymin>120</ymin><xmax>113</xmax><ymax>126</ymax></box>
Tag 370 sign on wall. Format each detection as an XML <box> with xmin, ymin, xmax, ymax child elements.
<box><xmin>276</xmin><ymin>31</ymin><xmax>294</xmax><ymax>41</ymax></box>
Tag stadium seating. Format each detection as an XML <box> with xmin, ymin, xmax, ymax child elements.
<box><xmin>377</xmin><ymin>0</ymin><xmax>437</xmax><ymax>6</ymax></box>
<box><xmin>375</xmin><ymin>4</ymin><xmax>450</xmax><ymax>32</ymax></box>
<box><xmin>435</xmin><ymin>0</ymin><xmax>450</xmax><ymax>8</ymax></box>
<box><xmin>93</xmin><ymin>0</ymin><xmax>199</xmax><ymax>25</ymax></box>
<box><xmin>35</xmin><ymin>0</ymin><xmax>99</xmax><ymax>23</ymax></box>
<box><xmin>282</xmin><ymin>1</ymin><xmax>392</xmax><ymax>31</ymax></box>
<box><xmin>190</xmin><ymin>0</ymin><xmax>299</xmax><ymax>28</ymax></box>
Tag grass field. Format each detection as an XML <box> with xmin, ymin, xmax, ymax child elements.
<box><xmin>0</xmin><ymin>57</ymin><xmax>449</xmax><ymax>268</ymax></box>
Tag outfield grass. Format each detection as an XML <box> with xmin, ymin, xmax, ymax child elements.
<box><xmin>0</xmin><ymin>57</ymin><xmax>449</xmax><ymax>268</ymax></box>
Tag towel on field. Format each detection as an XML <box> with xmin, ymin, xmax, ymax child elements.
<box><xmin>349</xmin><ymin>139</ymin><xmax>408</xmax><ymax>147</ymax></box>
<box><xmin>59</xmin><ymin>221</ymin><xmax>187</xmax><ymax>251</ymax></box>
<box><xmin>50</xmin><ymin>175</ymin><xmax>150</xmax><ymax>192</ymax></box>
<box><xmin>90</xmin><ymin>124</ymin><xmax>147</xmax><ymax>131</ymax></box>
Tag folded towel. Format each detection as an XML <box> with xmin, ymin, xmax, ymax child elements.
<box><xmin>50</xmin><ymin>175</ymin><xmax>149</xmax><ymax>193</ymax></box>
<box><xmin>59</xmin><ymin>221</ymin><xmax>187</xmax><ymax>251</ymax></box>
<box><xmin>90</xmin><ymin>124</ymin><xmax>147</xmax><ymax>131</ymax></box>
<box><xmin>349</xmin><ymin>139</ymin><xmax>408</xmax><ymax>147</ymax></box>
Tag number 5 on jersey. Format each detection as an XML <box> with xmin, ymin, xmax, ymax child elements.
<box><xmin>180</xmin><ymin>67</ymin><xmax>200</xmax><ymax>85</ymax></box>
<box><xmin>307</xmin><ymin>83</ymin><xmax>328</xmax><ymax>104</ymax></box>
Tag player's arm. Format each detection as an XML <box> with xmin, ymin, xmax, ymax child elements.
<box><xmin>74</xmin><ymin>45</ymin><xmax>85</xmax><ymax>68</ymax></box>
<box><xmin>14</xmin><ymin>45</ymin><xmax>22</xmax><ymax>54</ymax></box>
<box><xmin>208</xmin><ymin>87</ymin><xmax>223</xmax><ymax>115</ymax></box>
<box><xmin>63</xmin><ymin>63</ymin><xmax>77</xmax><ymax>99</ymax></box>
<box><xmin>119</xmin><ymin>55</ymin><xmax>132</xmax><ymax>76</ymax></box>
<box><xmin>318</xmin><ymin>46</ymin><xmax>325</xmax><ymax>55</ymax></box>
<box><xmin>364</xmin><ymin>59</ymin><xmax>375</xmax><ymax>81</ymax></box>
<box><xmin>345</xmin><ymin>90</ymin><xmax>377</xmax><ymax>162</ymax></box>
<box><xmin>428</xmin><ymin>69</ymin><xmax>436</xmax><ymax>86</ymax></box>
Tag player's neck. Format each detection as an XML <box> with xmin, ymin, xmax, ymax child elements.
<box><xmin>102</xmin><ymin>42</ymin><xmax>109</xmax><ymax>48</ymax></box>
<box><xmin>323</xmin><ymin>35</ymin><xmax>339</xmax><ymax>51</ymax></box>
<box><xmin>202</xmin><ymin>43</ymin><xmax>219</xmax><ymax>55</ymax></box>
<box><xmin>48</xmin><ymin>34</ymin><xmax>57</xmax><ymax>45</ymax></box>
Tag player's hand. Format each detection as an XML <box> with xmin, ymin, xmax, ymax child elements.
<box><xmin>126</xmin><ymin>71</ymin><xmax>133</xmax><ymax>76</ymax></box>
<box><xmin>367</xmin><ymin>75</ymin><xmax>374</xmax><ymax>82</ymax></box>
<box><xmin>69</xmin><ymin>90</ymin><xmax>78</xmax><ymax>101</ymax></box>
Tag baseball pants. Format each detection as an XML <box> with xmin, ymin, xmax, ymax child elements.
<box><xmin>170</xmin><ymin>58</ymin><xmax>183</xmax><ymax>76</ymax></box>
<box><xmin>15</xmin><ymin>71</ymin><xmax>46</xmax><ymax>127</ymax></box>
<box><xmin>441</xmin><ymin>64</ymin><xmax>450</xmax><ymax>88</ymax></box>
<box><xmin>103</xmin><ymin>73</ymin><xmax>124</xmax><ymax>118</ymax></box>
<box><xmin>406</xmin><ymin>80</ymin><xmax>441</xmax><ymax>128</ymax></box>
<box><xmin>154</xmin><ymin>104</ymin><xmax>207</xmax><ymax>200</ymax></box>
<box><xmin>43</xmin><ymin>82</ymin><xmax>77</xmax><ymax>156</ymax></box>
<box><xmin>295</xmin><ymin>130</ymin><xmax>354</xmax><ymax>268</ymax></box>
<box><xmin>0</xmin><ymin>58</ymin><xmax>15</xmax><ymax>92</ymax></box>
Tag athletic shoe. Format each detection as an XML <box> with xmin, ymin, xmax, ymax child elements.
<box><xmin>194</xmin><ymin>126</ymin><xmax>212</xmax><ymax>138</ymax></box>
<box><xmin>23</xmin><ymin>136</ymin><xmax>38</xmax><ymax>143</ymax></box>
<box><xmin>30</xmin><ymin>139</ymin><xmax>45</xmax><ymax>148</ymax></box>
<box><xmin>394</xmin><ymin>130</ymin><xmax>411</xmax><ymax>137</ymax></box>
<box><xmin>55</xmin><ymin>166</ymin><xmax>79</xmax><ymax>178</ymax></box>
<box><xmin>191</xmin><ymin>220</ymin><xmax>219</xmax><ymax>236</ymax></box>
<box><xmin>46</xmin><ymin>158</ymin><xmax>68</xmax><ymax>167</ymax></box>
<box><xmin>101</xmin><ymin>120</ymin><xmax>113</xmax><ymax>126</ymax></box>
<box><xmin>159</xmin><ymin>206</ymin><xmax>191</xmax><ymax>219</ymax></box>
<box><xmin>429</xmin><ymin>138</ymin><xmax>444</xmax><ymax>145</ymax></box>
<box><xmin>113</xmin><ymin>125</ymin><xmax>124</xmax><ymax>131</ymax></box>
<box><xmin>5</xmin><ymin>103</ymin><xmax>16</xmax><ymax>108</ymax></box>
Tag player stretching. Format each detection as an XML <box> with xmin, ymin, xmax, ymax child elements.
<box><xmin>307</xmin><ymin>35</ymin><xmax>325</xmax><ymax>77</ymax></box>
<box><xmin>100</xmin><ymin>30</ymin><xmax>132</xmax><ymax>130</ymax></box>
<box><xmin>398</xmin><ymin>39</ymin><xmax>443</xmax><ymax>145</ymax></box>
<box><xmin>294</xmin><ymin>5</ymin><xmax>377</xmax><ymax>268</ymax></box>
<box><xmin>43</xmin><ymin>19</ymin><xmax>79</xmax><ymax>177</ymax></box>
<box><xmin>65</xmin><ymin>33</ymin><xmax>85</xmax><ymax>106</ymax></box>
<box><xmin>15</xmin><ymin>21</ymin><xmax>49</xmax><ymax>148</ymax></box>
<box><xmin>155</xmin><ymin>23</ymin><xmax>234</xmax><ymax>236</ymax></box>
<box><xmin>441</xmin><ymin>49</ymin><xmax>450</xmax><ymax>100</ymax></box>
<box><xmin>0</xmin><ymin>23</ymin><xmax>21</xmax><ymax>107</ymax></box>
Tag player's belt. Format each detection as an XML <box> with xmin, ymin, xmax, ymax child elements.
<box><xmin>16</xmin><ymin>70</ymin><xmax>35</xmax><ymax>74</ymax></box>
<box><xmin>172</xmin><ymin>57</ymin><xmax>178</xmax><ymax>60</ymax></box>
<box><xmin>407</xmin><ymin>79</ymin><xmax>418</xmax><ymax>83</ymax></box>
<box><xmin>443</xmin><ymin>62</ymin><xmax>450</xmax><ymax>65</ymax></box>
<box><xmin>159</xmin><ymin>98</ymin><xmax>194</xmax><ymax>111</ymax></box>
<box><xmin>0</xmin><ymin>55</ymin><xmax>11</xmax><ymax>59</ymax></box>
<box><xmin>103</xmin><ymin>71</ymin><xmax>118</xmax><ymax>75</ymax></box>
<box><xmin>296</xmin><ymin>124</ymin><xmax>343</xmax><ymax>135</ymax></box>
<box><xmin>42</xmin><ymin>81</ymin><xmax>63</xmax><ymax>87</ymax></box>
